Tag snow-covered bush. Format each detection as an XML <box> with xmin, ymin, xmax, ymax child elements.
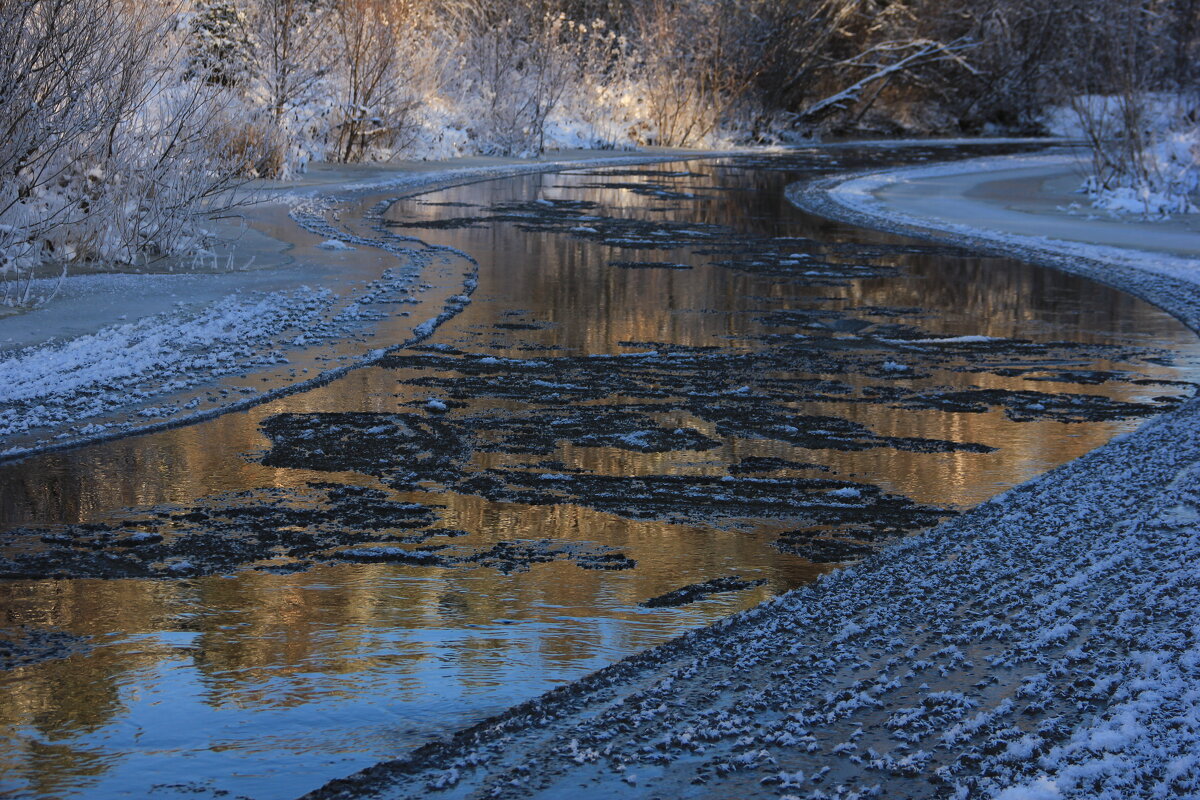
<box><xmin>186</xmin><ymin>0</ymin><xmax>256</xmax><ymax>87</ymax></box>
<box><xmin>430</xmin><ymin>0</ymin><xmax>771</xmax><ymax>155</ymax></box>
<box><xmin>232</xmin><ymin>0</ymin><xmax>448</xmax><ymax>171</ymax></box>
<box><xmin>453</xmin><ymin>7</ymin><xmax>571</xmax><ymax>156</ymax></box>
<box><xmin>1082</xmin><ymin>126</ymin><xmax>1200</xmax><ymax>217</ymax></box>
<box><xmin>1038</xmin><ymin>0</ymin><xmax>1200</xmax><ymax>218</ymax></box>
<box><xmin>628</xmin><ymin>0</ymin><xmax>767</xmax><ymax>147</ymax></box>
<box><xmin>1050</xmin><ymin>94</ymin><xmax>1200</xmax><ymax>218</ymax></box>
<box><xmin>174</xmin><ymin>0</ymin><xmax>1144</xmax><ymax>172</ymax></box>
<box><xmin>446</xmin><ymin>5</ymin><xmax>637</xmax><ymax>156</ymax></box>
<box><xmin>243</xmin><ymin>0</ymin><xmax>331</xmax><ymax>177</ymax></box>
<box><xmin>195</xmin><ymin>0</ymin><xmax>778</xmax><ymax>168</ymax></box>
<box><xmin>327</xmin><ymin>0</ymin><xmax>427</xmax><ymax>163</ymax></box>
<box><xmin>0</xmin><ymin>0</ymin><xmax>254</xmax><ymax>306</ymax></box>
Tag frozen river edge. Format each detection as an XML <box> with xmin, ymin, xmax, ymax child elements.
<box><xmin>0</xmin><ymin>151</ymin><xmax>727</xmax><ymax>463</ymax></box>
<box><xmin>303</xmin><ymin>157</ymin><xmax>1200</xmax><ymax>799</ymax></box>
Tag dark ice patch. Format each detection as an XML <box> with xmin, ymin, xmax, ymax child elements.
<box><xmin>640</xmin><ymin>576</ymin><xmax>766</xmax><ymax>608</ymax></box>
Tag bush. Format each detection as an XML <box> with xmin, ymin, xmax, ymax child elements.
<box><xmin>0</xmin><ymin>0</ymin><xmax>253</xmax><ymax>305</ymax></box>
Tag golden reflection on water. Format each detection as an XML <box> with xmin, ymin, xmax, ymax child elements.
<box><xmin>1</xmin><ymin>155</ymin><xmax>1198</xmax><ymax>799</ymax></box>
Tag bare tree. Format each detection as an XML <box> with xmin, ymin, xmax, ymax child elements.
<box><xmin>330</xmin><ymin>0</ymin><xmax>424</xmax><ymax>162</ymax></box>
<box><xmin>1065</xmin><ymin>0</ymin><xmax>1160</xmax><ymax>206</ymax></box>
<box><xmin>633</xmin><ymin>0</ymin><xmax>767</xmax><ymax>146</ymax></box>
<box><xmin>247</xmin><ymin>0</ymin><xmax>330</xmax><ymax>175</ymax></box>
<box><xmin>758</xmin><ymin>0</ymin><xmax>860</xmax><ymax>113</ymax></box>
<box><xmin>255</xmin><ymin>0</ymin><xmax>327</xmax><ymax>123</ymax></box>
<box><xmin>0</xmin><ymin>0</ymin><xmax>251</xmax><ymax>305</ymax></box>
<box><xmin>795</xmin><ymin>37</ymin><xmax>980</xmax><ymax>125</ymax></box>
<box><xmin>448</xmin><ymin>0</ymin><xmax>581</xmax><ymax>156</ymax></box>
<box><xmin>449</xmin><ymin>1</ymin><xmax>530</xmax><ymax>155</ymax></box>
<box><xmin>1172</xmin><ymin>0</ymin><xmax>1200</xmax><ymax>89</ymax></box>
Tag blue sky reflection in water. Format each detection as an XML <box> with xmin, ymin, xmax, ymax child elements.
<box><xmin>2</xmin><ymin>148</ymin><xmax>1200</xmax><ymax>799</ymax></box>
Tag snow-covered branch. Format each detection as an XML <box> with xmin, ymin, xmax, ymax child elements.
<box><xmin>797</xmin><ymin>37</ymin><xmax>981</xmax><ymax>122</ymax></box>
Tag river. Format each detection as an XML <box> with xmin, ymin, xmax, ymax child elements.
<box><xmin>1</xmin><ymin>145</ymin><xmax>1197</xmax><ymax>799</ymax></box>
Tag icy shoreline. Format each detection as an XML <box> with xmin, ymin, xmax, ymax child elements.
<box><xmin>823</xmin><ymin>153</ymin><xmax>1200</xmax><ymax>274</ymax></box>
<box><xmin>0</xmin><ymin>151</ymin><xmax>724</xmax><ymax>463</ymax></box>
<box><xmin>301</xmin><ymin>157</ymin><xmax>1200</xmax><ymax>799</ymax></box>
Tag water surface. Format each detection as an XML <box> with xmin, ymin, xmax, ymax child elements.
<box><xmin>1</xmin><ymin>147</ymin><xmax>1197</xmax><ymax>799</ymax></box>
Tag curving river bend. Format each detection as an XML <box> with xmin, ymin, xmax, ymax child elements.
<box><xmin>1</xmin><ymin>146</ymin><xmax>1198</xmax><ymax>799</ymax></box>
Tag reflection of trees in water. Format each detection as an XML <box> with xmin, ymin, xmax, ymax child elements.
<box><xmin>0</xmin><ymin>149</ymin><xmax>1196</xmax><ymax>797</ymax></box>
<box><xmin>0</xmin><ymin>493</ymin><xmax>794</xmax><ymax>793</ymax></box>
<box><xmin>0</xmin><ymin>579</ymin><xmax>176</xmax><ymax>795</ymax></box>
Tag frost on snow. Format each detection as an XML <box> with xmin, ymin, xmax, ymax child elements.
<box><xmin>0</xmin><ymin>287</ymin><xmax>334</xmax><ymax>439</ymax></box>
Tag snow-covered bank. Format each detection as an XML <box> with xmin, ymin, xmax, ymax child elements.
<box><xmin>0</xmin><ymin>150</ymin><xmax>733</xmax><ymax>462</ymax></box>
<box><xmin>1046</xmin><ymin>95</ymin><xmax>1200</xmax><ymax>218</ymax></box>
<box><xmin>821</xmin><ymin>153</ymin><xmax>1200</xmax><ymax>279</ymax></box>
<box><xmin>299</xmin><ymin>156</ymin><xmax>1200</xmax><ymax>800</ymax></box>
<box><xmin>0</xmin><ymin>199</ymin><xmax>462</xmax><ymax>459</ymax></box>
<box><xmin>0</xmin><ymin>286</ymin><xmax>336</xmax><ymax>438</ymax></box>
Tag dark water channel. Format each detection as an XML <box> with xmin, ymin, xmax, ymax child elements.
<box><xmin>2</xmin><ymin>147</ymin><xmax>1199</xmax><ymax>799</ymax></box>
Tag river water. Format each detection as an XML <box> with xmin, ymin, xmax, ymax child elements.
<box><xmin>1</xmin><ymin>147</ymin><xmax>1197</xmax><ymax>799</ymax></box>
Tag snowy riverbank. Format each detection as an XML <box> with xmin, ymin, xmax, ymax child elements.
<box><xmin>0</xmin><ymin>149</ymin><xmax>731</xmax><ymax>462</ymax></box>
<box><xmin>825</xmin><ymin>152</ymin><xmax>1200</xmax><ymax>276</ymax></box>
<box><xmin>301</xmin><ymin>154</ymin><xmax>1200</xmax><ymax>800</ymax></box>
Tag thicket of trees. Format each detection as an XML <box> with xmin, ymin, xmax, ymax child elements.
<box><xmin>190</xmin><ymin>0</ymin><xmax>1200</xmax><ymax>161</ymax></box>
<box><xmin>2</xmin><ymin>0</ymin><xmax>1198</xmax><ymax>301</ymax></box>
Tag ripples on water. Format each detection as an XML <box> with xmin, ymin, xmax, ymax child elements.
<box><xmin>1</xmin><ymin>146</ymin><xmax>1198</xmax><ymax>799</ymax></box>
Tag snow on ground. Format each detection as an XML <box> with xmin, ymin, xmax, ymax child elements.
<box><xmin>300</xmin><ymin>154</ymin><xmax>1200</xmax><ymax>800</ymax></box>
<box><xmin>0</xmin><ymin>250</ymin><xmax>465</xmax><ymax>459</ymax></box>
<box><xmin>0</xmin><ymin>287</ymin><xmax>332</xmax><ymax>439</ymax></box>
<box><xmin>822</xmin><ymin>153</ymin><xmax>1200</xmax><ymax>285</ymax></box>
<box><xmin>1045</xmin><ymin>96</ymin><xmax>1200</xmax><ymax>218</ymax></box>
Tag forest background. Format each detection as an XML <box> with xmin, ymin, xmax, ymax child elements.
<box><xmin>2</xmin><ymin>0</ymin><xmax>1197</xmax><ymax>302</ymax></box>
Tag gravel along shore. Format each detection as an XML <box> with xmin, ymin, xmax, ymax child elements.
<box><xmin>301</xmin><ymin>155</ymin><xmax>1200</xmax><ymax>800</ymax></box>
